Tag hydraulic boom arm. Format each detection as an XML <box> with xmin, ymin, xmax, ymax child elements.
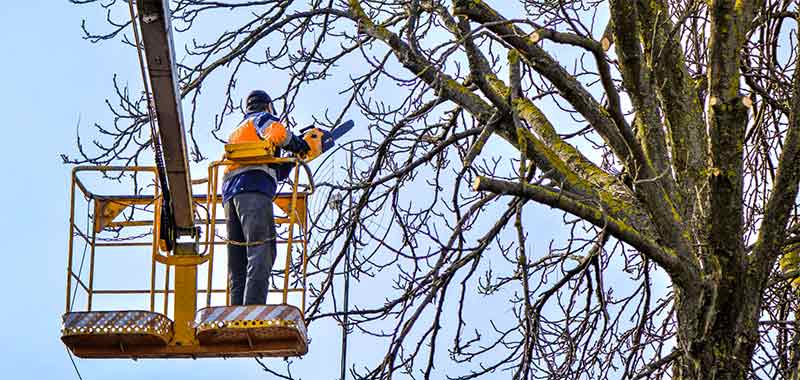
<box><xmin>136</xmin><ymin>0</ymin><xmax>194</xmax><ymax>237</ymax></box>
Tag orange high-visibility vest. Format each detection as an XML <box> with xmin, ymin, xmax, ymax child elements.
<box><xmin>224</xmin><ymin>112</ymin><xmax>291</xmax><ymax>179</ymax></box>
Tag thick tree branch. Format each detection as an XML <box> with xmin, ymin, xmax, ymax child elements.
<box><xmin>483</xmin><ymin>60</ymin><xmax>656</xmax><ymax>235</ymax></box>
<box><xmin>454</xmin><ymin>0</ymin><xmax>696</xmax><ymax>277</ymax></box>
<box><xmin>473</xmin><ymin>176</ymin><xmax>696</xmax><ymax>286</ymax></box>
<box><xmin>705</xmin><ymin>0</ymin><xmax>760</xmax><ymax>262</ymax></box>
<box><xmin>752</xmin><ymin>13</ymin><xmax>800</xmax><ymax>283</ymax></box>
<box><xmin>349</xmin><ymin>0</ymin><xmax>637</xmax><ymax>224</ymax></box>
<box><xmin>636</xmin><ymin>0</ymin><xmax>707</xmax><ymax>217</ymax></box>
<box><xmin>529</xmin><ymin>27</ymin><xmax>626</xmax><ymax>152</ymax></box>
<box><xmin>452</xmin><ymin>0</ymin><xmax>635</xmax><ymax>166</ymax></box>
<box><xmin>610</xmin><ymin>0</ymin><xmax>675</xmax><ymax>197</ymax></box>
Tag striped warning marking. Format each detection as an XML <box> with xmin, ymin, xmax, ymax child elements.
<box><xmin>195</xmin><ymin>305</ymin><xmax>307</xmax><ymax>346</ymax></box>
<box><xmin>61</xmin><ymin>311</ymin><xmax>173</xmax><ymax>345</ymax></box>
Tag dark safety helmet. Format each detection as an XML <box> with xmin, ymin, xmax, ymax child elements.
<box><xmin>246</xmin><ymin>90</ymin><xmax>273</xmax><ymax>113</ymax></box>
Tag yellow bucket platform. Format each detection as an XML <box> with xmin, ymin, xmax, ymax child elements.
<box><xmin>61</xmin><ymin>305</ymin><xmax>307</xmax><ymax>359</ymax></box>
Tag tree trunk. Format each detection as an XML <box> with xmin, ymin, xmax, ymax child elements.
<box><xmin>674</xmin><ymin>274</ymin><xmax>761</xmax><ymax>380</ymax></box>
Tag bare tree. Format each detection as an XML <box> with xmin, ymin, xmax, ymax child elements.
<box><xmin>66</xmin><ymin>0</ymin><xmax>800</xmax><ymax>379</ymax></box>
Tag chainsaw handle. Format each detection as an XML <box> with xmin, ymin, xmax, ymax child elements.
<box><xmin>299</xmin><ymin>125</ymin><xmax>316</xmax><ymax>134</ymax></box>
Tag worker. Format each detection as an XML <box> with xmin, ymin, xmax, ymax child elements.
<box><xmin>222</xmin><ymin>90</ymin><xmax>310</xmax><ymax>305</ymax></box>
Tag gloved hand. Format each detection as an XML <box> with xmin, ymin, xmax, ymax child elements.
<box><xmin>284</xmin><ymin>134</ymin><xmax>311</xmax><ymax>155</ymax></box>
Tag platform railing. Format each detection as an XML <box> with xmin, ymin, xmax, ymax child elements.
<box><xmin>65</xmin><ymin>161</ymin><xmax>312</xmax><ymax>318</ymax></box>
<box><xmin>66</xmin><ymin>166</ymin><xmax>161</xmax><ymax>314</ymax></box>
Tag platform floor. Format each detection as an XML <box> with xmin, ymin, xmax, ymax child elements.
<box><xmin>61</xmin><ymin>305</ymin><xmax>307</xmax><ymax>359</ymax></box>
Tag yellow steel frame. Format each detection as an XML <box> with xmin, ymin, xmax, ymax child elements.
<box><xmin>64</xmin><ymin>154</ymin><xmax>313</xmax><ymax>356</ymax></box>
<box><xmin>66</xmin><ymin>166</ymin><xmax>162</xmax><ymax>314</ymax></box>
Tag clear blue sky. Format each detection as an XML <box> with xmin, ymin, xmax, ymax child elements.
<box><xmin>0</xmin><ymin>2</ymin><xmax>657</xmax><ymax>379</ymax></box>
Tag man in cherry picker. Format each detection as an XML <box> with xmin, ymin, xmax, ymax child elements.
<box><xmin>221</xmin><ymin>90</ymin><xmax>312</xmax><ymax>306</ymax></box>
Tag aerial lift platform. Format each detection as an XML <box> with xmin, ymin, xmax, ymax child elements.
<box><xmin>61</xmin><ymin>0</ymin><xmax>315</xmax><ymax>359</ymax></box>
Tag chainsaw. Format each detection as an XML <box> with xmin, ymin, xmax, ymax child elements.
<box><xmin>299</xmin><ymin>120</ymin><xmax>355</xmax><ymax>162</ymax></box>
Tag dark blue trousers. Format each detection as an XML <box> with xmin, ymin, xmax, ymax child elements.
<box><xmin>224</xmin><ymin>192</ymin><xmax>277</xmax><ymax>305</ymax></box>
